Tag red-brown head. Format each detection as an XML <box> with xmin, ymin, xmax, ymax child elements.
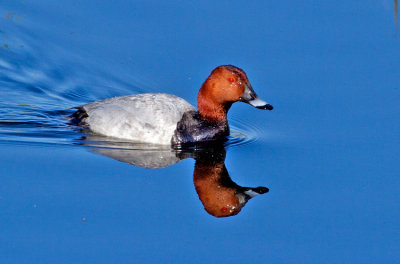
<box><xmin>197</xmin><ymin>65</ymin><xmax>273</xmax><ymax>122</ymax></box>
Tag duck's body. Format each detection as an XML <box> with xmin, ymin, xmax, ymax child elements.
<box><xmin>74</xmin><ymin>93</ymin><xmax>195</xmax><ymax>144</ymax></box>
<box><xmin>72</xmin><ymin>65</ymin><xmax>273</xmax><ymax>145</ymax></box>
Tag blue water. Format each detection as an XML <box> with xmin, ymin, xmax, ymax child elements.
<box><xmin>1</xmin><ymin>1</ymin><xmax>400</xmax><ymax>263</ymax></box>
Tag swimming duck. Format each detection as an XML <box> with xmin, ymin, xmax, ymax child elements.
<box><xmin>72</xmin><ymin>65</ymin><xmax>273</xmax><ymax>145</ymax></box>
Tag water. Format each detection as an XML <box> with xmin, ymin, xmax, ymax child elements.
<box><xmin>1</xmin><ymin>1</ymin><xmax>400</xmax><ymax>263</ymax></box>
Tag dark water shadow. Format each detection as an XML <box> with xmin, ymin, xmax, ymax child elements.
<box><xmin>85</xmin><ymin>139</ymin><xmax>269</xmax><ymax>218</ymax></box>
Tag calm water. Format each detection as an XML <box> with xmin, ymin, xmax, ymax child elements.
<box><xmin>1</xmin><ymin>1</ymin><xmax>400</xmax><ymax>263</ymax></box>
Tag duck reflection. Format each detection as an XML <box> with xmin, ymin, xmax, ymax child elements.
<box><xmin>79</xmin><ymin>135</ymin><xmax>182</xmax><ymax>168</ymax></box>
<box><xmin>83</xmin><ymin>136</ymin><xmax>269</xmax><ymax>217</ymax></box>
<box><xmin>192</xmin><ymin>144</ymin><xmax>269</xmax><ymax>217</ymax></box>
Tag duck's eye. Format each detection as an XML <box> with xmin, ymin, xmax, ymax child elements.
<box><xmin>228</xmin><ymin>77</ymin><xmax>235</xmax><ymax>82</ymax></box>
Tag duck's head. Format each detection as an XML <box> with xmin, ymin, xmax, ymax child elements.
<box><xmin>197</xmin><ymin>65</ymin><xmax>273</xmax><ymax>122</ymax></box>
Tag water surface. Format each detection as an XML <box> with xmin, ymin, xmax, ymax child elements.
<box><xmin>1</xmin><ymin>1</ymin><xmax>399</xmax><ymax>263</ymax></box>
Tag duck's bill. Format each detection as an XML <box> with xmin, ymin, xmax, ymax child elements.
<box><xmin>247</xmin><ymin>97</ymin><xmax>273</xmax><ymax>110</ymax></box>
<box><xmin>244</xmin><ymin>186</ymin><xmax>269</xmax><ymax>198</ymax></box>
<box><xmin>240</xmin><ymin>84</ymin><xmax>273</xmax><ymax>110</ymax></box>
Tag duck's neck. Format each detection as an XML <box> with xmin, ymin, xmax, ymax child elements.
<box><xmin>197</xmin><ymin>82</ymin><xmax>232</xmax><ymax>123</ymax></box>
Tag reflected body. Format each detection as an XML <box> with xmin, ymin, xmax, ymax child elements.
<box><xmin>72</xmin><ymin>65</ymin><xmax>273</xmax><ymax>145</ymax></box>
<box><xmin>90</xmin><ymin>141</ymin><xmax>269</xmax><ymax>217</ymax></box>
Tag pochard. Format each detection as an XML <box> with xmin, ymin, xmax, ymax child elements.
<box><xmin>71</xmin><ymin>65</ymin><xmax>273</xmax><ymax>145</ymax></box>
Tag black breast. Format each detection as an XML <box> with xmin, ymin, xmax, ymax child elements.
<box><xmin>171</xmin><ymin>111</ymin><xmax>229</xmax><ymax>145</ymax></box>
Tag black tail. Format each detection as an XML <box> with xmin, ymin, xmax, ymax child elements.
<box><xmin>69</xmin><ymin>107</ymin><xmax>88</xmax><ymax>124</ymax></box>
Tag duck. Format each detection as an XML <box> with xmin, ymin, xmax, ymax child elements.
<box><xmin>71</xmin><ymin>65</ymin><xmax>273</xmax><ymax>145</ymax></box>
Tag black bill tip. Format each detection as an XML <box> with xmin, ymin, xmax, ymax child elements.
<box><xmin>253</xmin><ymin>186</ymin><xmax>269</xmax><ymax>194</ymax></box>
<box><xmin>256</xmin><ymin>104</ymin><xmax>273</xmax><ymax>110</ymax></box>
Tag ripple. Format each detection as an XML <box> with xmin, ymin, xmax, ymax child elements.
<box><xmin>228</xmin><ymin>116</ymin><xmax>264</xmax><ymax>147</ymax></box>
<box><xmin>0</xmin><ymin>26</ymin><xmax>146</xmax><ymax>147</ymax></box>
